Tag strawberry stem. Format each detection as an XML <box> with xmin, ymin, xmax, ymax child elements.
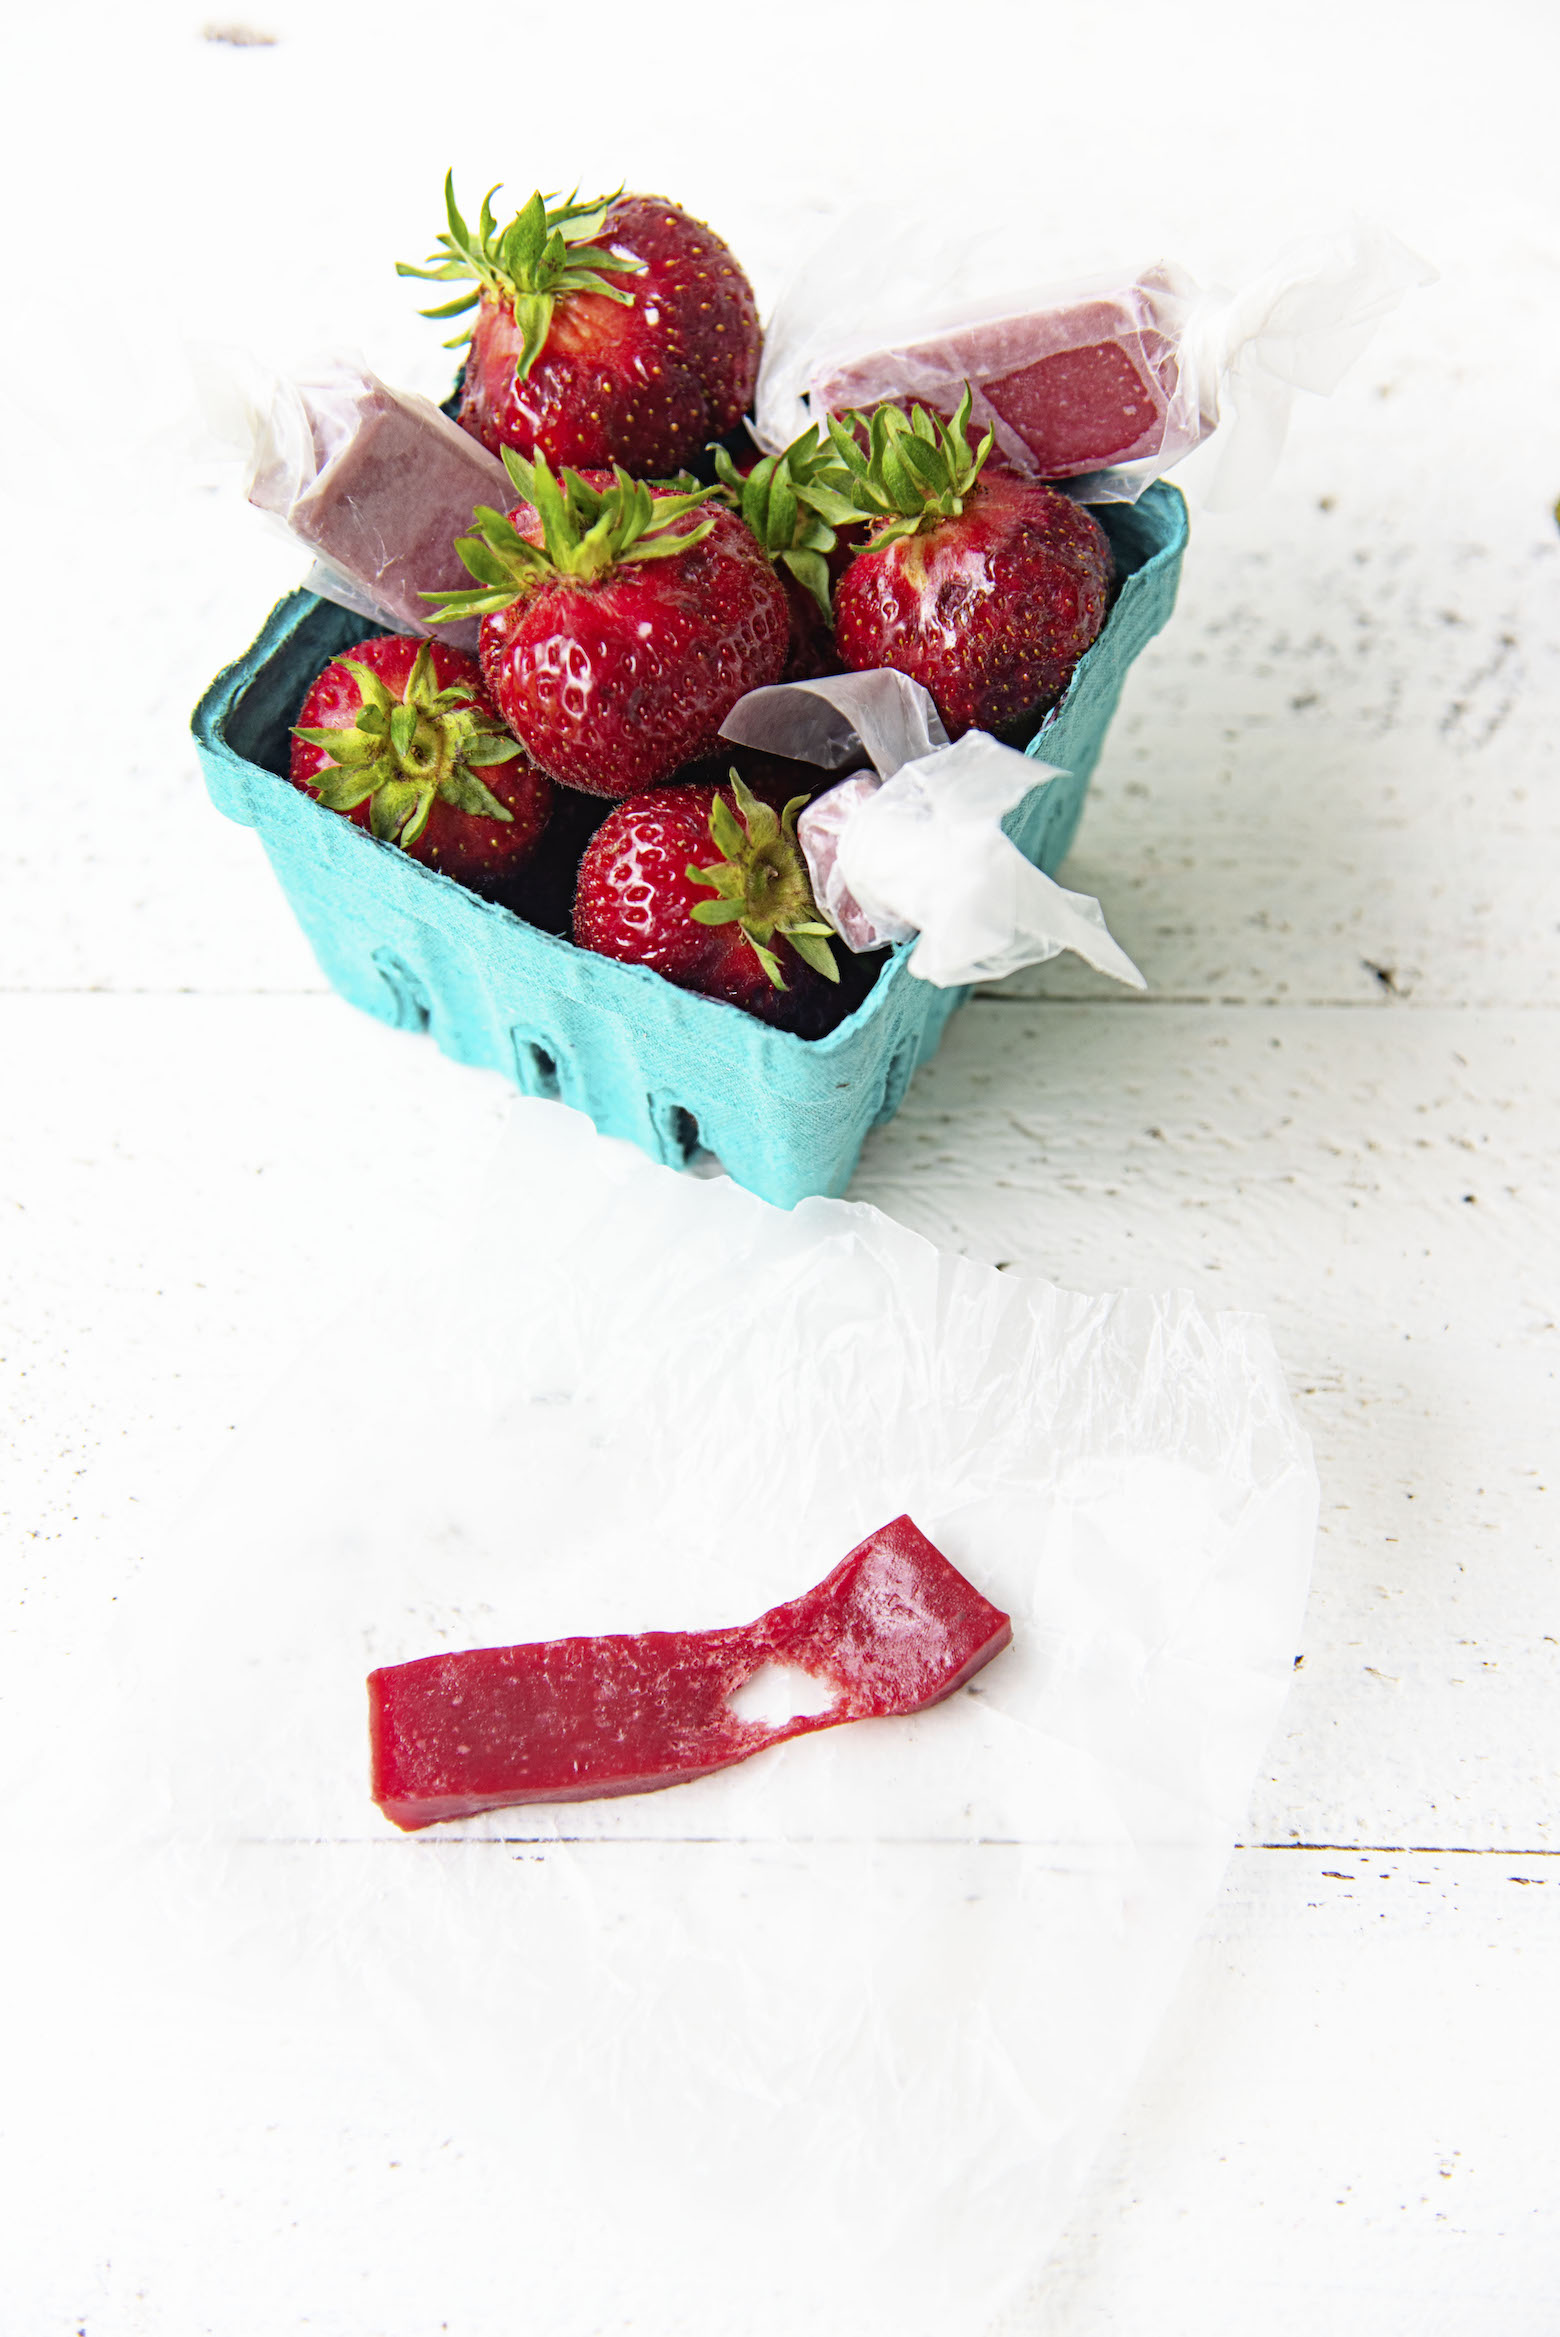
<box><xmin>816</xmin><ymin>386</ymin><xmax>994</xmax><ymax>548</ymax></box>
<box><xmin>686</xmin><ymin>772</ymin><xmax>840</xmax><ymax>989</ymax></box>
<box><xmin>422</xmin><ymin>457</ymin><xmax>721</xmax><ymax>620</ymax></box>
<box><xmin>712</xmin><ymin>426</ymin><xmax>860</xmax><ymax>619</ymax></box>
<box><xmin>398</xmin><ymin>176</ymin><xmax>643</xmax><ymax>373</ymax></box>
<box><xmin>292</xmin><ymin>643</ymin><xmax>520</xmax><ymax>850</ymax></box>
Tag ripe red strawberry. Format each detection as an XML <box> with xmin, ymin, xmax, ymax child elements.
<box><xmin>572</xmin><ymin>769</ymin><xmax>840</xmax><ymax>1031</ymax></box>
<box><xmin>824</xmin><ymin>392</ymin><xmax>1114</xmax><ymax>738</ymax></box>
<box><xmin>400</xmin><ymin>180</ymin><xmax>760</xmax><ymax>478</ymax></box>
<box><xmin>289</xmin><ymin>635</ymin><xmax>551</xmax><ymax>897</ymax></box>
<box><xmin>425</xmin><ymin>456</ymin><xmax>789</xmax><ymax>797</ymax></box>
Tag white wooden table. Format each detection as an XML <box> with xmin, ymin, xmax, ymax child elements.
<box><xmin>5</xmin><ymin>2</ymin><xmax>1559</xmax><ymax>2327</ymax></box>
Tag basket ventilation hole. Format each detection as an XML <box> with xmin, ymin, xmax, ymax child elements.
<box><xmin>875</xmin><ymin>1040</ymin><xmax>919</xmax><ymax>1128</ymax></box>
<box><xmin>655</xmin><ymin>1104</ymin><xmax>701</xmax><ymax>1166</ymax></box>
<box><xmin>370</xmin><ymin>949</ymin><xmax>432</xmax><ymax>1034</ymax></box>
<box><xmin>514</xmin><ymin>1039</ymin><xmax>563</xmax><ymax>1102</ymax></box>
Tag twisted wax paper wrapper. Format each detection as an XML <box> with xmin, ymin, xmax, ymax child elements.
<box><xmin>755</xmin><ymin>209</ymin><xmax>1434</xmax><ymax>509</ymax></box>
<box><xmin>721</xmin><ymin>669</ymin><xmax>1146</xmax><ymax>988</ymax></box>
<box><xmin>4</xmin><ymin>1102</ymin><xmax>1317</xmax><ymax>2337</ymax></box>
<box><xmin>195</xmin><ymin>349</ymin><xmax>513</xmax><ymax>652</ymax></box>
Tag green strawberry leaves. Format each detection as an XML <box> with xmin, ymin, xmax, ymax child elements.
<box><xmin>437</xmin><ymin>764</ymin><xmax>519</xmax><ymax>818</ymax></box>
<box><xmin>462</xmin><ymin>728</ymin><xmax>531</xmax><ymax>766</ymax></box>
<box><xmin>711</xmin><ymin>426</ymin><xmax>859</xmax><ymax>618</ymax></box>
<box><xmin>711</xmin><ymin>398</ymin><xmax>992</xmax><ymax>588</ymax></box>
<box><xmin>423</xmin><ymin>455</ymin><xmax>721</xmax><ymax>620</ymax></box>
<box><xmin>686</xmin><ymin>771</ymin><xmax>839</xmax><ymax>990</ymax></box>
<box><xmin>398</xmin><ymin>176</ymin><xmax>642</xmax><ymax>376</ymax></box>
<box><xmin>816</xmin><ymin>385</ymin><xmax>994</xmax><ymax>548</ymax></box>
<box><xmin>291</xmin><ymin>642</ymin><xmax>522</xmax><ymax>851</ymax></box>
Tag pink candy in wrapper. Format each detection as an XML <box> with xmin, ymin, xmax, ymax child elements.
<box><xmin>756</xmin><ymin>218</ymin><xmax>1434</xmax><ymax>506</ymax></box>
<box><xmin>240</xmin><ymin>361</ymin><xmax>515</xmax><ymax>653</ymax></box>
<box><xmin>813</xmin><ymin>263</ymin><xmax>1216</xmax><ymax>485</ymax></box>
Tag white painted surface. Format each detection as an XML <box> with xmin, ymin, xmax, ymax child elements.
<box><xmin>4</xmin><ymin>0</ymin><xmax>1559</xmax><ymax>2327</ymax></box>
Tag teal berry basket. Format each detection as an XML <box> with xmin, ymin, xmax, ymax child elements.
<box><xmin>192</xmin><ymin>481</ymin><xmax>1187</xmax><ymax>1209</ymax></box>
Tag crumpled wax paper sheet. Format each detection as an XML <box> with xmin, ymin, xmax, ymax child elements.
<box><xmin>723</xmin><ymin>669</ymin><xmax>1144</xmax><ymax>986</ymax></box>
<box><xmin>3</xmin><ymin>1102</ymin><xmax>1316</xmax><ymax>2337</ymax></box>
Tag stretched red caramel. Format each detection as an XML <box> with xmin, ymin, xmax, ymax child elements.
<box><xmin>369</xmin><ymin>1515</ymin><xmax>1011</xmax><ymax>1829</ymax></box>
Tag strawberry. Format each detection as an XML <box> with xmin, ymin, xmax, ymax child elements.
<box><xmin>710</xmin><ymin>426</ymin><xmax>862</xmax><ymax>681</ymax></box>
<box><xmin>425</xmin><ymin>455</ymin><xmax>789</xmax><ymax>797</ymax></box>
<box><xmin>400</xmin><ymin>180</ymin><xmax>760</xmax><ymax>479</ymax></box>
<box><xmin>289</xmin><ymin>635</ymin><xmax>551</xmax><ymax>899</ymax></box>
<box><xmin>823</xmin><ymin>392</ymin><xmax>1114</xmax><ymax>738</ymax></box>
<box><xmin>572</xmin><ymin>769</ymin><xmax>840</xmax><ymax>1031</ymax></box>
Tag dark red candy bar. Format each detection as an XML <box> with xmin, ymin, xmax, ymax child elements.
<box><xmin>369</xmin><ymin>1515</ymin><xmax>1011</xmax><ymax>1830</ymax></box>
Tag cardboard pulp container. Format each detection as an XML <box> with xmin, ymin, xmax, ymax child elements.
<box><xmin>192</xmin><ymin>483</ymin><xmax>1187</xmax><ymax>1208</ymax></box>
